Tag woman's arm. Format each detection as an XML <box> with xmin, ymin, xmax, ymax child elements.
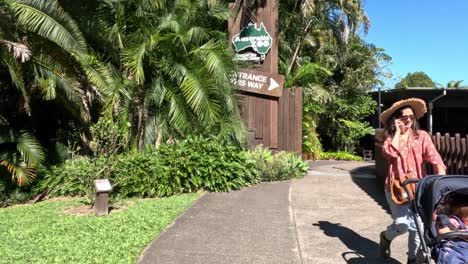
<box><xmin>391</xmin><ymin>132</ymin><xmax>400</xmax><ymax>150</ymax></box>
<box><xmin>420</xmin><ymin>131</ymin><xmax>447</xmax><ymax>174</ymax></box>
<box><xmin>382</xmin><ymin>137</ymin><xmax>400</xmax><ymax>159</ymax></box>
<box><xmin>434</xmin><ymin>164</ymin><xmax>446</xmax><ymax>175</ymax></box>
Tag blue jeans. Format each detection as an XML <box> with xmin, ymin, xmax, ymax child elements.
<box><xmin>384</xmin><ymin>191</ymin><xmax>422</xmax><ymax>260</ymax></box>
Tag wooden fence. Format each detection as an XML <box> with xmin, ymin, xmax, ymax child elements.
<box><xmin>278</xmin><ymin>87</ymin><xmax>302</xmax><ymax>153</ymax></box>
<box><xmin>431</xmin><ymin>132</ymin><xmax>468</xmax><ymax>175</ymax></box>
<box><xmin>240</xmin><ymin>87</ymin><xmax>302</xmax><ymax>153</ymax></box>
<box><xmin>375</xmin><ymin>131</ymin><xmax>468</xmax><ymax>188</ymax></box>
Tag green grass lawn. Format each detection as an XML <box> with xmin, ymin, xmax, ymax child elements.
<box><xmin>0</xmin><ymin>193</ymin><xmax>200</xmax><ymax>264</ymax></box>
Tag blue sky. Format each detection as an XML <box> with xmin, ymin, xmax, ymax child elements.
<box><xmin>362</xmin><ymin>0</ymin><xmax>468</xmax><ymax>89</ymax></box>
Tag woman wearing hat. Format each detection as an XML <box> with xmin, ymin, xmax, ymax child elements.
<box><xmin>378</xmin><ymin>98</ymin><xmax>446</xmax><ymax>263</ymax></box>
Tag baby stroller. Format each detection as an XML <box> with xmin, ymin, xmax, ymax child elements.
<box><xmin>403</xmin><ymin>175</ymin><xmax>468</xmax><ymax>263</ymax></box>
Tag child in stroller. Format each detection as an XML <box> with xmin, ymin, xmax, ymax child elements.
<box><xmin>434</xmin><ymin>192</ymin><xmax>468</xmax><ymax>264</ymax></box>
<box><xmin>403</xmin><ymin>175</ymin><xmax>468</xmax><ymax>264</ymax></box>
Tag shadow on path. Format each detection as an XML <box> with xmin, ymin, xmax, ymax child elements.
<box><xmin>350</xmin><ymin>165</ymin><xmax>391</xmax><ymax>215</ymax></box>
<box><xmin>313</xmin><ymin>221</ymin><xmax>401</xmax><ymax>264</ymax></box>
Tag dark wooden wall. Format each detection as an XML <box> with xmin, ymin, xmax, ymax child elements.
<box><xmin>278</xmin><ymin>88</ymin><xmax>302</xmax><ymax>153</ymax></box>
<box><xmin>240</xmin><ymin>88</ymin><xmax>302</xmax><ymax>153</ymax></box>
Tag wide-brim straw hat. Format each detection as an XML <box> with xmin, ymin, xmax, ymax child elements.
<box><xmin>380</xmin><ymin>98</ymin><xmax>427</xmax><ymax>124</ymax></box>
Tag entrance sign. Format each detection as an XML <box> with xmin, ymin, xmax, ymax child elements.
<box><xmin>232</xmin><ymin>23</ymin><xmax>272</xmax><ymax>61</ymax></box>
<box><xmin>229</xmin><ymin>0</ymin><xmax>297</xmax><ymax>151</ymax></box>
<box><xmin>232</xmin><ymin>68</ymin><xmax>284</xmax><ymax>97</ymax></box>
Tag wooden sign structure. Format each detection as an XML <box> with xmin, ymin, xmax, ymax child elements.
<box><xmin>229</xmin><ymin>0</ymin><xmax>301</xmax><ymax>153</ymax></box>
<box><xmin>232</xmin><ymin>68</ymin><xmax>284</xmax><ymax>97</ymax></box>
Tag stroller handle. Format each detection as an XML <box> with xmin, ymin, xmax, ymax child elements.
<box><xmin>437</xmin><ymin>231</ymin><xmax>468</xmax><ymax>243</ymax></box>
<box><xmin>402</xmin><ymin>178</ymin><xmax>420</xmax><ymax>187</ymax></box>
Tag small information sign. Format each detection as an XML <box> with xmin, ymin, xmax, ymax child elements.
<box><xmin>94</xmin><ymin>179</ymin><xmax>112</xmax><ymax>193</ymax></box>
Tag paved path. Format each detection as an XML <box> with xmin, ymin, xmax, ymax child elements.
<box><xmin>138</xmin><ymin>161</ymin><xmax>410</xmax><ymax>264</ymax></box>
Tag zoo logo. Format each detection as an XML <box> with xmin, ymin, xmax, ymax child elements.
<box><xmin>232</xmin><ymin>23</ymin><xmax>272</xmax><ymax>59</ymax></box>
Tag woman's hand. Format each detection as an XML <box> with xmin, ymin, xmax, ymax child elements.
<box><xmin>434</xmin><ymin>164</ymin><xmax>446</xmax><ymax>175</ymax></box>
<box><xmin>394</xmin><ymin>119</ymin><xmax>404</xmax><ymax>134</ymax></box>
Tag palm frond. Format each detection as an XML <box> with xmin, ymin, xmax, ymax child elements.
<box><xmin>0</xmin><ymin>39</ymin><xmax>31</xmax><ymax>62</ymax></box>
<box><xmin>165</xmin><ymin>84</ymin><xmax>191</xmax><ymax>132</ymax></box>
<box><xmin>159</xmin><ymin>14</ymin><xmax>181</xmax><ymax>33</ymax></box>
<box><xmin>185</xmin><ymin>26</ymin><xmax>209</xmax><ymax>45</ymax></box>
<box><xmin>180</xmin><ymin>71</ymin><xmax>220</xmax><ymax>123</ymax></box>
<box><xmin>122</xmin><ymin>42</ymin><xmax>148</xmax><ymax>85</ymax></box>
<box><xmin>75</xmin><ymin>54</ymin><xmax>113</xmax><ymax>95</ymax></box>
<box><xmin>207</xmin><ymin>5</ymin><xmax>231</xmax><ymax>21</ymax></box>
<box><xmin>301</xmin><ymin>0</ymin><xmax>315</xmax><ymax>17</ymax></box>
<box><xmin>147</xmin><ymin>77</ymin><xmax>166</xmax><ymax>106</ymax></box>
<box><xmin>288</xmin><ymin>62</ymin><xmax>332</xmax><ymax>87</ymax></box>
<box><xmin>0</xmin><ymin>129</ymin><xmax>44</xmax><ymax>186</ymax></box>
<box><xmin>32</xmin><ymin>54</ymin><xmax>93</xmax><ymax>122</ymax></box>
<box><xmin>1</xmin><ymin>159</ymin><xmax>36</xmax><ymax>186</ymax></box>
<box><xmin>146</xmin><ymin>0</ymin><xmax>166</xmax><ymax>10</ymax></box>
<box><xmin>32</xmin><ymin>54</ymin><xmax>80</xmax><ymax>102</ymax></box>
<box><xmin>10</xmin><ymin>0</ymin><xmax>88</xmax><ymax>54</ymax></box>
<box><xmin>15</xmin><ymin>130</ymin><xmax>45</xmax><ymax>165</ymax></box>
<box><xmin>2</xmin><ymin>55</ymin><xmax>31</xmax><ymax>113</ymax></box>
<box><xmin>191</xmin><ymin>40</ymin><xmax>224</xmax><ymax>76</ymax></box>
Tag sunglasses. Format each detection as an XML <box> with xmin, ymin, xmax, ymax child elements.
<box><xmin>399</xmin><ymin>115</ymin><xmax>415</xmax><ymax>120</ymax></box>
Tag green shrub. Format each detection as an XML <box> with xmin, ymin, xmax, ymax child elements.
<box><xmin>319</xmin><ymin>151</ymin><xmax>362</xmax><ymax>161</ymax></box>
<box><xmin>105</xmin><ymin>152</ymin><xmax>163</xmax><ymax>198</ymax></box>
<box><xmin>156</xmin><ymin>136</ymin><xmax>259</xmax><ymax>193</ymax></box>
<box><xmin>0</xmin><ymin>175</ymin><xmax>40</xmax><ymax>207</ymax></box>
<box><xmin>38</xmin><ymin>156</ymin><xmax>100</xmax><ymax>198</ymax></box>
<box><xmin>248</xmin><ymin>145</ymin><xmax>308</xmax><ymax>181</ymax></box>
<box><xmin>38</xmin><ymin>136</ymin><xmax>260</xmax><ymax>199</ymax></box>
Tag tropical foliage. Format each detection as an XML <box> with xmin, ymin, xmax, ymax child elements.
<box><xmin>277</xmin><ymin>0</ymin><xmax>389</xmax><ymax>153</ymax></box>
<box><xmin>246</xmin><ymin>145</ymin><xmax>308</xmax><ymax>181</ymax></box>
<box><xmin>1</xmin><ymin>0</ymin><xmax>393</xmax><ymax>190</ymax></box>
<box><xmin>69</xmin><ymin>0</ymin><xmax>244</xmax><ymax>150</ymax></box>
<box><xmin>395</xmin><ymin>71</ymin><xmax>436</xmax><ymax>88</ymax></box>
<box><xmin>0</xmin><ymin>0</ymin><xmax>112</xmax><ymax>173</ymax></box>
<box><xmin>446</xmin><ymin>80</ymin><xmax>464</xmax><ymax>88</ymax></box>
<box><xmin>0</xmin><ymin>129</ymin><xmax>45</xmax><ymax>185</ymax></box>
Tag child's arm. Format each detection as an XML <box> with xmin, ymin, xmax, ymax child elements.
<box><xmin>436</xmin><ymin>214</ymin><xmax>462</xmax><ymax>235</ymax></box>
<box><xmin>436</xmin><ymin>214</ymin><xmax>452</xmax><ymax>235</ymax></box>
<box><xmin>438</xmin><ymin>226</ymin><xmax>452</xmax><ymax>234</ymax></box>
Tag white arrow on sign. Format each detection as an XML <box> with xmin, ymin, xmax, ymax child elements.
<box><xmin>267</xmin><ymin>78</ymin><xmax>279</xmax><ymax>91</ymax></box>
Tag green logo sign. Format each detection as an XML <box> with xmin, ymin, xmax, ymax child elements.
<box><xmin>232</xmin><ymin>23</ymin><xmax>272</xmax><ymax>61</ymax></box>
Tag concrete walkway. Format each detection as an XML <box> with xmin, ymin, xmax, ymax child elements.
<box><xmin>138</xmin><ymin>161</ymin><xmax>410</xmax><ymax>264</ymax></box>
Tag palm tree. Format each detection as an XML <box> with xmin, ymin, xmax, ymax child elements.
<box><xmin>276</xmin><ymin>0</ymin><xmax>386</xmax><ymax>152</ymax></box>
<box><xmin>278</xmin><ymin>0</ymin><xmax>370</xmax><ymax>76</ymax></box>
<box><xmin>447</xmin><ymin>80</ymin><xmax>464</xmax><ymax>88</ymax></box>
<box><xmin>84</xmin><ymin>0</ymin><xmax>244</xmax><ymax>150</ymax></box>
<box><xmin>1</xmin><ymin>0</ymin><xmax>114</xmax><ymax>154</ymax></box>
